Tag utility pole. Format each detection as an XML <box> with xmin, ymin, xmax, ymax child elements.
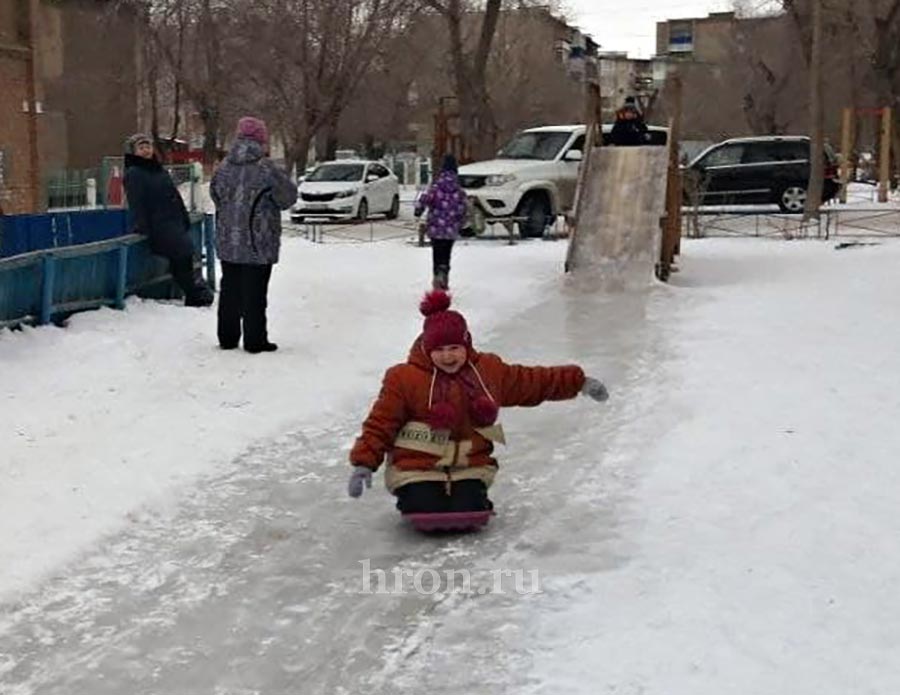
<box><xmin>839</xmin><ymin>107</ymin><xmax>853</xmax><ymax>204</ymax></box>
<box><xmin>879</xmin><ymin>106</ymin><xmax>892</xmax><ymax>203</ymax></box>
<box><xmin>803</xmin><ymin>0</ymin><xmax>824</xmax><ymax>223</ymax></box>
<box><xmin>659</xmin><ymin>74</ymin><xmax>683</xmax><ymax>281</ymax></box>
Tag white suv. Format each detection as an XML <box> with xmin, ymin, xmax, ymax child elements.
<box><xmin>458</xmin><ymin>124</ymin><xmax>666</xmax><ymax>237</ymax></box>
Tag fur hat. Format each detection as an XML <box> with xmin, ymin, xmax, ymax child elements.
<box><xmin>420</xmin><ymin>290</ymin><xmax>470</xmax><ymax>354</ymax></box>
<box><xmin>124</xmin><ymin>133</ymin><xmax>152</xmax><ymax>154</ymax></box>
<box><xmin>236</xmin><ymin>116</ymin><xmax>269</xmax><ymax>145</ymax></box>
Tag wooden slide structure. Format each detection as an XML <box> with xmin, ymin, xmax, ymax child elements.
<box><xmin>565</xmin><ymin>82</ymin><xmax>683</xmax><ymax>284</ymax></box>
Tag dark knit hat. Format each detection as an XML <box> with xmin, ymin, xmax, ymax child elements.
<box><xmin>420</xmin><ymin>290</ymin><xmax>470</xmax><ymax>353</ymax></box>
<box><xmin>441</xmin><ymin>153</ymin><xmax>459</xmax><ymax>173</ymax></box>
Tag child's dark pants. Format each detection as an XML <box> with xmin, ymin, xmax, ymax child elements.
<box><xmin>395</xmin><ymin>480</ymin><xmax>492</xmax><ymax>513</ymax></box>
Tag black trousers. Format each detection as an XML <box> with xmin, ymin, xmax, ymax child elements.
<box><xmin>169</xmin><ymin>256</ymin><xmax>213</xmax><ymax>306</ymax></box>
<box><xmin>395</xmin><ymin>479</ymin><xmax>492</xmax><ymax>514</ymax></box>
<box><xmin>217</xmin><ymin>261</ymin><xmax>273</xmax><ymax>350</ymax></box>
<box><xmin>431</xmin><ymin>238</ymin><xmax>454</xmax><ymax>274</ymax></box>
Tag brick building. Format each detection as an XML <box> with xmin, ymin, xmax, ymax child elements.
<box><xmin>655</xmin><ymin>11</ymin><xmax>739</xmax><ymax>64</ymax></box>
<box><xmin>0</xmin><ymin>0</ymin><xmax>138</xmax><ymax>214</ymax></box>
<box><xmin>0</xmin><ymin>0</ymin><xmax>38</xmax><ymax>213</ymax></box>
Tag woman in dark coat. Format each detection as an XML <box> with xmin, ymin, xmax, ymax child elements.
<box><xmin>123</xmin><ymin>134</ymin><xmax>213</xmax><ymax>306</ymax></box>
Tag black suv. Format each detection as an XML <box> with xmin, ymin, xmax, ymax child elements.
<box><xmin>683</xmin><ymin>136</ymin><xmax>840</xmax><ymax>213</ymax></box>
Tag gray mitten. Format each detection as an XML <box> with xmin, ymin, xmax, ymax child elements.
<box><xmin>582</xmin><ymin>376</ymin><xmax>609</xmax><ymax>402</ymax></box>
<box><xmin>348</xmin><ymin>465</ymin><xmax>373</xmax><ymax>498</ymax></box>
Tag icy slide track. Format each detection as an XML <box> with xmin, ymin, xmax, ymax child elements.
<box><xmin>0</xmin><ymin>281</ymin><xmax>664</xmax><ymax>694</ymax></box>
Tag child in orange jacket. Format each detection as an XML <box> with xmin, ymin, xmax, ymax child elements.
<box><xmin>347</xmin><ymin>291</ymin><xmax>609</xmax><ymax>513</ymax></box>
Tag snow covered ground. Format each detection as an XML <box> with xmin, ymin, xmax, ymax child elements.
<box><xmin>2</xmin><ymin>229</ymin><xmax>899</xmax><ymax>694</ymax></box>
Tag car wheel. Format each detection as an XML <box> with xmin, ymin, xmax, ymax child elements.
<box><xmin>356</xmin><ymin>198</ymin><xmax>369</xmax><ymax>221</ymax></box>
<box><xmin>777</xmin><ymin>184</ymin><xmax>807</xmax><ymax>213</ymax></box>
<box><xmin>516</xmin><ymin>193</ymin><xmax>552</xmax><ymax>238</ymax></box>
<box><xmin>386</xmin><ymin>195</ymin><xmax>400</xmax><ymax>220</ymax></box>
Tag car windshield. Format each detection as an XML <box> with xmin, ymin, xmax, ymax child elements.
<box><xmin>497</xmin><ymin>132</ymin><xmax>572</xmax><ymax>160</ymax></box>
<box><xmin>307</xmin><ymin>164</ymin><xmax>364</xmax><ymax>182</ymax></box>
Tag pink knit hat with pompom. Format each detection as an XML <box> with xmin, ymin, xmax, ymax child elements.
<box><xmin>420</xmin><ymin>290</ymin><xmax>470</xmax><ymax>353</ymax></box>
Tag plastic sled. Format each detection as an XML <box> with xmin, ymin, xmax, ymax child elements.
<box><xmin>403</xmin><ymin>510</ymin><xmax>493</xmax><ymax>532</ymax></box>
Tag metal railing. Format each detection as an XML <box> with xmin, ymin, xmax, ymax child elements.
<box><xmin>45</xmin><ymin>168</ymin><xmax>100</xmax><ymax>210</ymax></box>
<box><xmin>44</xmin><ymin>161</ymin><xmax>204</xmax><ymax>212</ymax></box>
<box><xmin>683</xmin><ymin>203</ymin><xmax>900</xmax><ymax>240</ymax></box>
<box><xmin>1</xmin><ymin>214</ymin><xmax>215</xmax><ymax>328</ymax></box>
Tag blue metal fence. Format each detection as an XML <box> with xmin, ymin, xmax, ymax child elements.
<box><xmin>0</xmin><ymin>209</ymin><xmax>129</xmax><ymax>259</ymax></box>
<box><xmin>0</xmin><ymin>213</ymin><xmax>216</xmax><ymax>328</ymax></box>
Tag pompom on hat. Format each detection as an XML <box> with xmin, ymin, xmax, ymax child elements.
<box><xmin>420</xmin><ymin>290</ymin><xmax>471</xmax><ymax>354</ymax></box>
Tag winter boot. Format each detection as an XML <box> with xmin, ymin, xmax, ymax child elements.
<box><xmin>432</xmin><ymin>266</ymin><xmax>450</xmax><ymax>291</ymax></box>
<box><xmin>245</xmin><ymin>341</ymin><xmax>278</xmax><ymax>354</ymax></box>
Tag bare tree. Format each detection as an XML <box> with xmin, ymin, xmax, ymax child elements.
<box><xmin>125</xmin><ymin>0</ymin><xmax>241</xmax><ymax>166</ymax></box>
<box><xmin>729</xmin><ymin>16</ymin><xmax>805</xmax><ymax>135</ymax></box>
<box><xmin>470</xmin><ymin>7</ymin><xmax>584</xmax><ymax>140</ymax></box>
<box><xmin>775</xmin><ymin>1</ymin><xmax>900</xmax><ymax>181</ymax></box>
<box><xmin>865</xmin><ymin>1</ymin><xmax>900</xmax><ymax>183</ymax></box>
<box><xmin>419</xmin><ymin>0</ymin><xmax>503</xmax><ymax>159</ymax></box>
<box><xmin>344</xmin><ymin>2</ymin><xmax>581</xmax><ymax>157</ymax></box>
<box><xmin>236</xmin><ymin>0</ymin><xmax>413</xmax><ymax>174</ymax></box>
<box><xmin>870</xmin><ymin>0</ymin><xmax>900</xmax><ymax>98</ymax></box>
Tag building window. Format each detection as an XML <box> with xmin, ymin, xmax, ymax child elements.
<box><xmin>668</xmin><ymin>22</ymin><xmax>693</xmax><ymax>53</ymax></box>
<box><xmin>633</xmin><ymin>75</ymin><xmax>654</xmax><ymax>91</ymax></box>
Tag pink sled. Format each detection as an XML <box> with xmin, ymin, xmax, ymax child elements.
<box><xmin>403</xmin><ymin>510</ymin><xmax>493</xmax><ymax>532</ymax></box>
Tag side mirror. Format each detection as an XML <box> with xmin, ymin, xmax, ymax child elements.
<box><xmin>564</xmin><ymin>149</ymin><xmax>584</xmax><ymax>162</ymax></box>
<box><xmin>366</xmin><ymin>174</ymin><xmax>379</xmax><ymax>182</ymax></box>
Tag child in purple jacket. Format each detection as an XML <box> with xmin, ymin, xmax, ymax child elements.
<box><xmin>415</xmin><ymin>154</ymin><xmax>468</xmax><ymax>290</ymax></box>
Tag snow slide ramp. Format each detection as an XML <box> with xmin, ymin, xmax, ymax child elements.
<box><xmin>565</xmin><ymin>145</ymin><xmax>669</xmax><ymax>284</ymax></box>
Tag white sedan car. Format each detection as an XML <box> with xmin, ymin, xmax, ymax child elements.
<box><xmin>291</xmin><ymin>160</ymin><xmax>400</xmax><ymax>222</ymax></box>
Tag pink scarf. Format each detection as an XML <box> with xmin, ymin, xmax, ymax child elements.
<box><xmin>426</xmin><ymin>363</ymin><xmax>499</xmax><ymax>432</ymax></box>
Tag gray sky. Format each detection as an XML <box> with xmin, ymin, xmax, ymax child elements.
<box><xmin>565</xmin><ymin>0</ymin><xmax>734</xmax><ymax>58</ymax></box>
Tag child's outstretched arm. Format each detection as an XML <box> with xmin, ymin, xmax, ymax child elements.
<box><xmin>349</xmin><ymin>366</ymin><xmax>408</xmax><ymax>479</ymax></box>
<box><xmin>490</xmin><ymin>357</ymin><xmax>607</xmax><ymax>407</ymax></box>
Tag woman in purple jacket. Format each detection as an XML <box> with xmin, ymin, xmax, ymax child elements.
<box><xmin>415</xmin><ymin>154</ymin><xmax>468</xmax><ymax>290</ymax></box>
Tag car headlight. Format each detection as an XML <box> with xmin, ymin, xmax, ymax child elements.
<box><xmin>485</xmin><ymin>174</ymin><xmax>517</xmax><ymax>187</ymax></box>
<box><xmin>334</xmin><ymin>189</ymin><xmax>359</xmax><ymax>199</ymax></box>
